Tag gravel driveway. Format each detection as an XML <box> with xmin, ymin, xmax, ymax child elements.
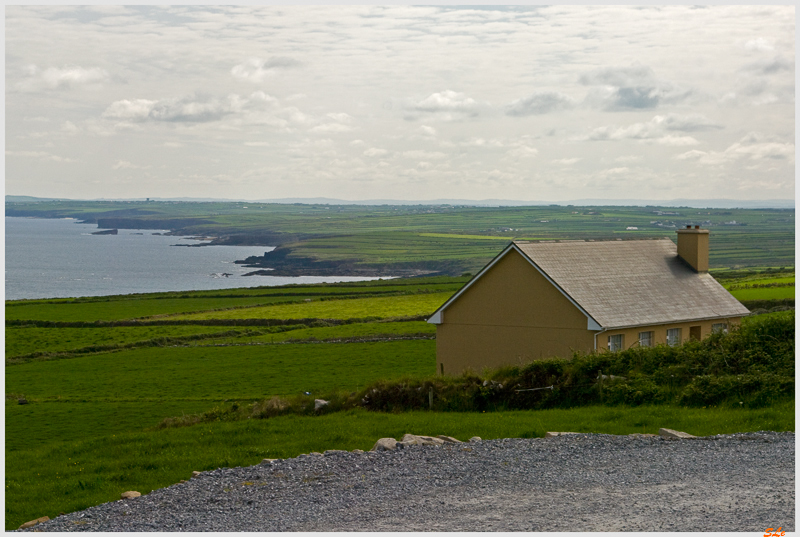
<box><xmin>27</xmin><ymin>431</ymin><xmax>794</xmax><ymax>532</ymax></box>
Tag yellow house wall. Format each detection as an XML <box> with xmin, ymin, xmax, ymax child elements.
<box><xmin>435</xmin><ymin>249</ymin><xmax>595</xmax><ymax>375</ymax></box>
<box><xmin>597</xmin><ymin>317</ymin><xmax>742</xmax><ymax>352</ymax></box>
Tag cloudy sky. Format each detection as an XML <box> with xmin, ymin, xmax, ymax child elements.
<box><xmin>5</xmin><ymin>5</ymin><xmax>795</xmax><ymax>202</ymax></box>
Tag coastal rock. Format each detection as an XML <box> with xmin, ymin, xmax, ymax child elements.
<box><xmin>437</xmin><ymin>435</ymin><xmax>462</xmax><ymax>443</ymax></box>
<box><xmin>469</xmin><ymin>436</ymin><xmax>482</xmax><ymax>443</ymax></box>
<box><xmin>19</xmin><ymin>516</ymin><xmax>50</xmax><ymax>530</ymax></box>
<box><xmin>120</xmin><ymin>491</ymin><xmax>141</xmax><ymax>500</ymax></box>
<box><xmin>261</xmin><ymin>459</ymin><xmax>278</xmax><ymax>464</ymax></box>
<box><xmin>92</xmin><ymin>229</ymin><xmax>118</xmax><ymax>235</ymax></box>
<box><xmin>191</xmin><ymin>471</ymin><xmax>202</xmax><ymax>478</ymax></box>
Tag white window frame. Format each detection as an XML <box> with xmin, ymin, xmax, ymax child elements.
<box><xmin>666</xmin><ymin>328</ymin><xmax>682</xmax><ymax>347</ymax></box>
<box><xmin>608</xmin><ymin>334</ymin><xmax>624</xmax><ymax>352</ymax></box>
<box><xmin>638</xmin><ymin>331</ymin><xmax>654</xmax><ymax>347</ymax></box>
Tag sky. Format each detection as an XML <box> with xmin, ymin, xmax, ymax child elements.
<box><xmin>5</xmin><ymin>4</ymin><xmax>796</xmax><ymax>203</ymax></box>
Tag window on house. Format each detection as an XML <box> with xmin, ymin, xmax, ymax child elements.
<box><xmin>711</xmin><ymin>323</ymin><xmax>728</xmax><ymax>334</ymax></box>
<box><xmin>638</xmin><ymin>331</ymin><xmax>654</xmax><ymax>347</ymax></box>
<box><xmin>666</xmin><ymin>328</ymin><xmax>682</xmax><ymax>347</ymax></box>
<box><xmin>608</xmin><ymin>334</ymin><xmax>624</xmax><ymax>351</ymax></box>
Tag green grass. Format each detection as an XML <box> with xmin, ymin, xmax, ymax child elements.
<box><xmin>5</xmin><ymin>278</ymin><xmax>468</xmax><ymax>322</ymax></box>
<box><xmin>729</xmin><ymin>286</ymin><xmax>795</xmax><ymax>301</ymax></box>
<box><xmin>165</xmin><ymin>292</ymin><xmax>452</xmax><ymax>321</ymax></box>
<box><xmin>4</xmin><ymin>267</ymin><xmax>795</xmax><ymax>529</ymax></box>
<box><xmin>5</xmin><ymin>326</ymin><xmax>232</xmax><ymax>358</ymax></box>
<box><xmin>6</xmin><ymin>403</ymin><xmax>793</xmax><ymax>530</ymax></box>
<box><xmin>6</xmin><ymin>340</ymin><xmax>436</xmax><ymax>403</ymax></box>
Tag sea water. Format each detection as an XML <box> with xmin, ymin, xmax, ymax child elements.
<box><xmin>5</xmin><ymin>217</ymin><xmax>379</xmax><ymax>300</ymax></box>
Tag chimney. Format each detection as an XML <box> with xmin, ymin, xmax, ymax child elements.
<box><xmin>676</xmin><ymin>225</ymin><xmax>709</xmax><ymax>272</ymax></box>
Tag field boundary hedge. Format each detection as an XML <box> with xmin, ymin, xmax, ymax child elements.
<box><xmin>5</xmin><ymin>314</ymin><xmax>429</xmax><ymax>329</ymax></box>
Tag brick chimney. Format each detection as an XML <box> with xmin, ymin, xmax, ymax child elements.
<box><xmin>676</xmin><ymin>225</ymin><xmax>709</xmax><ymax>272</ymax></box>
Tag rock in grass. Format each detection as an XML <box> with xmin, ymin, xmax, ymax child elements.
<box><xmin>399</xmin><ymin>434</ymin><xmax>445</xmax><ymax>447</ymax></box>
<box><xmin>314</xmin><ymin>399</ymin><xmax>329</xmax><ymax>411</ymax></box>
<box><xmin>18</xmin><ymin>398</ymin><xmax>28</xmax><ymax>405</ymax></box>
<box><xmin>437</xmin><ymin>435</ymin><xmax>462</xmax><ymax>443</ymax></box>
<box><xmin>19</xmin><ymin>516</ymin><xmax>49</xmax><ymax>529</ymax></box>
<box><xmin>120</xmin><ymin>491</ymin><xmax>141</xmax><ymax>500</ymax></box>
<box><xmin>371</xmin><ymin>438</ymin><xmax>398</xmax><ymax>451</ymax></box>
<box><xmin>191</xmin><ymin>471</ymin><xmax>202</xmax><ymax>478</ymax></box>
<box><xmin>352</xmin><ymin>449</ymin><xmax>364</xmax><ymax>454</ymax></box>
<box><xmin>469</xmin><ymin>436</ymin><xmax>482</xmax><ymax>443</ymax></box>
<box><xmin>545</xmin><ymin>432</ymin><xmax>580</xmax><ymax>438</ymax></box>
<box><xmin>261</xmin><ymin>458</ymin><xmax>278</xmax><ymax>464</ymax></box>
<box><xmin>659</xmin><ymin>428</ymin><xmax>696</xmax><ymax>439</ymax></box>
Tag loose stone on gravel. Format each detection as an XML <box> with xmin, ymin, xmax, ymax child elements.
<box><xmin>22</xmin><ymin>431</ymin><xmax>795</xmax><ymax>532</ymax></box>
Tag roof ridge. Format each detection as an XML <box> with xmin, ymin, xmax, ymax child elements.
<box><xmin>513</xmin><ymin>237</ymin><xmax>671</xmax><ymax>244</ymax></box>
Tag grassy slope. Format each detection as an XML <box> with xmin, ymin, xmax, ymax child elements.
<box><xmin>4</xmin><ymin>269</ymin><xmax>795</xmax><ymax>529</ymax></box>
<box><xmin>6</xmin><ymin>403</ymin><xmax>793</xmax><ymax>529</ymax></box>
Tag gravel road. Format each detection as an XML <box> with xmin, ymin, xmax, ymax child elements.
<box><xmin>27</xmin><ymin>431</ymin><xmax>794</xmax><ymax>532</ymax></box>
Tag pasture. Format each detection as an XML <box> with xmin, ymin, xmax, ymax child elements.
<box><xmin>5</xmin><ymin>269</ymin><xmax>794</xmax><ymax>529</ymax></box>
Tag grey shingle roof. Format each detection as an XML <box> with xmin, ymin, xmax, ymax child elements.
<box><xmin>514</xmin><ymin>239</ymin><xmax>750</xmax><ymax>329</ymax></box>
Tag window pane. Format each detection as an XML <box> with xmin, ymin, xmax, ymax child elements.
<box><xmin>667</xmin><ymin>328</ymin><xmax>681</xmax><ymax>346</ymax></box>
<box><xmin>608</xmin><ymin>334</ymin><xmax>623</xmax><ymax>351</ymax></box>
<box><xmin>638</xmin><ymin>331</ymin><xmax>653</xmax><ymax>347</ymax></box>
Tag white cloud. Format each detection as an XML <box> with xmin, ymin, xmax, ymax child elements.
<box><xmin>553</xmin><ymin>158</ymin><xmax>580</xmax><ymax>165</ymax></box>
<box><xmin>103</xmin><ymin>99</ymin><xmax>157</xmax><ymax>121</ymax></box>
<box><xmin>364</xmin><ymin>148</ymin><xmax>389</xmax><ymax>157</ymax></box>
<box><xmin>578</xmin><ymin>115</ymin><xmax>716</xmax><ymax>144</ymax></box>
<box><xmin>231</xmin><ymin>57</ymin><xmax>301</xmax><ymax>82</ymax></box>
<box><xmin>676</xmin><ymin>132</ymin><xmax>794</xmax><ymax>166</ymax></box>
<box><xmin>309</xmin><ymin>123</ymin><xmax>352</xmax><ymax>133</ymax></box>
<box><xmin>19</xmin><ymin>64</ymin><xmax>109</xmax><ymax>91</ymax></box>
<box><xmin>505</xmin><ymin>91</ymin><xmax>575</xmax><ymax>116</ymax></box>
<box><xmin>744</xmin><ymin>38</ymin><xmax>774</xmax><ymax>51</ymax></box>
<box><xmin>404</xmin><ymin>90</ymin><xmax>483</xmax><ymax>121</ymax></box>
<box><xmin>112</xmin><ymin>160</ymin><xmax>150</xmax><ymax>170</ymax></box>
<box><xmin>6</xmin><ymin>150</ymin><xmax>77</xmax><ymax>163</ymax></box>
<box><xmin>402</xmin><ymin>150</ymin><xmax>447</xmax><ymax>160</ymax></box>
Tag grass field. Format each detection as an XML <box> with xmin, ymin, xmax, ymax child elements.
<box><xmin>5</xmin><ymin>268</ymin><xmax>795</xmax><ymax>529</ymax></box>
<box><xmin>6</xmin><ymin>403</ymin><xmax>793</xmax><ymax>529</ymax></box>
<box><xmin>6</xmin><ymin>201</ymin><xmax>795</xmax><ymax>272</ymax></box>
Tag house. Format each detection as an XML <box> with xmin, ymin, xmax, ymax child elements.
<box><xmin>427</xmin><ymin>226</ymin><xmax>749</xmax><ymax>376</ymax></box>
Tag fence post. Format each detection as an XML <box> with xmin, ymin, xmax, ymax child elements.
<box><xmin>428</xmin><ymin>387</ymin><xmax>434</xmax><ymax>410</ymax></box>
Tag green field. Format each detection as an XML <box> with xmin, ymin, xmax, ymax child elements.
<box><xmin>6</xmin><ymin>201</ymin><xmax>795</xmax><ymax>273</ymax></box>
<box><xmin>5</xmin><ymin>237</ymin><xmax>795</xmax><ymax>528</ymax></box>
<box><xmin>6</xmin><ymin>404</ymin><xmax>793</xmax><ymax>529</ymax></box>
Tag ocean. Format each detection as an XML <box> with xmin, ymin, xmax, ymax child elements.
<box><xmin>5</xmin><ymin>217</ymin><xmax>377</xmax><ymax>300</ymax></box>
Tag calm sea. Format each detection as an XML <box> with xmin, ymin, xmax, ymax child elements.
<box><xmin>5</xmin><ymin>217</ymin><xmax>377</xmax><ymax>300</ymax></box>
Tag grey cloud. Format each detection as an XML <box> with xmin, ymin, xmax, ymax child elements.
<box><xmin>505</xmin><ymin>91</ymin><xmax>575</xmax><ymax>116</ymax></box>
<box><xmin>103</xmin><ymin>92</ymin><xmax>283</xmax><ymax>124</ymax></box>
<box><xmin>659</xmin><ymin>114</ymin><xmax>722</xmax><ymax>132</ymax></box>
<box><xmin>741</xmin><ymin>55</ymin><xmax>793</xmax><ymax>75</ymax></box>
<box><xmin>578</xmin><ymin>65</ymin><xmax>656</xmax><ymax>87</ymax></box>
<box><xmin>149</xmin><ymin>96</ymin><xmax>228</xmax><ymax>122</ymax></box>
<box><xmin>231</xmin><ymin>57</ymin><xmax>301</xmax><ymax>82</ymax></box>
<box><xmin>580</xmin><ymin>65</ymin><xmax>692</xmax><ymax>110</ymax></box>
